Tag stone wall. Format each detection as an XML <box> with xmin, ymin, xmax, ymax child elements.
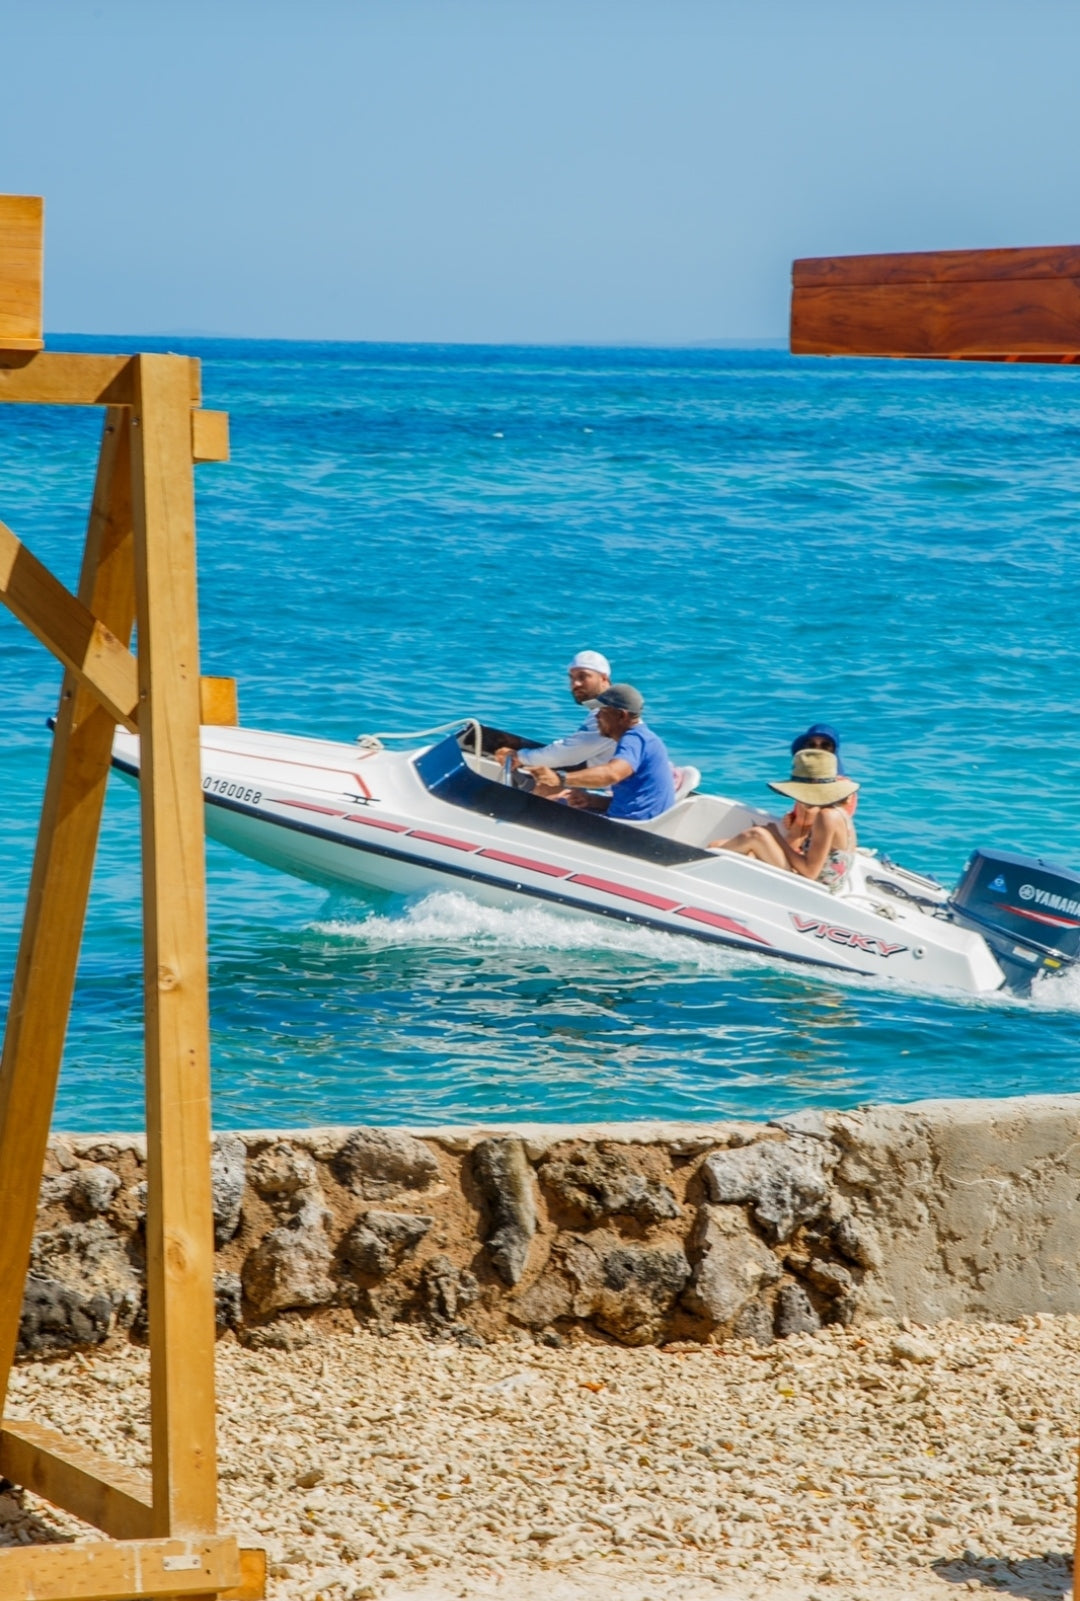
<box><xmin>21</xmin><ymin>1093</ymin><xmax>1080</xmax><ymax>1358</ymax></box>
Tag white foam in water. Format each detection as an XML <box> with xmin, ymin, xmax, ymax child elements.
<box><xmin>311</xmin><ymin>890</ymin><xmax>755</xmax><ymax>974</ymax></box>
<box><xmin>310</xmin><ymin>891</ymin><xmax>1080</xmax><ymax>1011</ymax></box>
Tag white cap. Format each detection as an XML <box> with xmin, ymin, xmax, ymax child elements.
<box><xmin>566</xmin><ymin>650</ymin><xmax>611</xmax><ymax>676</ymax></box>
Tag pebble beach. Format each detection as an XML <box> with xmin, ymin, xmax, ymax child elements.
<box><xmin>2</xmin><ymin>1314</ymin><xmax>1076</xmax><ymax>1601</ymax></box>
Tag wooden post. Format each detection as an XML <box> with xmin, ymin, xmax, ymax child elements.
<box><xmin>0</xmin><ymin>410</ymin><xmax>134</xmax><ymax>1412</ymax></box>
<box><xmin>130</xmin><ymin>353</ymin><xmax>218</xmax><ymax>1539</ymax></box>
<box><xmin>0</xmin><ymin>194</ymin><xmax>256</xmax><ymax>1599</ymax></box>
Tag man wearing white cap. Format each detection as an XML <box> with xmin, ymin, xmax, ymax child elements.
<box><xmin>494</xmin><ymin>651</ymin><xmax>616</xmax><ymax>773</ymax></box>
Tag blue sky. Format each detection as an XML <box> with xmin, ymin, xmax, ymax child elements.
<box><xmin>4</xmin><ymin>0</ymin><xmax>1080</xmax><ymax>343</ymax></box>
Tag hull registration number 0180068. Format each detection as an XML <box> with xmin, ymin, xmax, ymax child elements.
<box><xmin>203</xmin><ymin>775</ymin><xmax>263</xmax><ymax>805</ymax></box>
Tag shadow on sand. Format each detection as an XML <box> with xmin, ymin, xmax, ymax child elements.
<box><xmin>934</xmin><ymin>1552</ymin><xmax>1072</xmax><ymax>1599</ymax></box>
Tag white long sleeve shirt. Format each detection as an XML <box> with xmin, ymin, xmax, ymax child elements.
<box><xmin>516</xmin><ymin>703</ymin><xmax>617</xmax><ymax>769</ymax></box>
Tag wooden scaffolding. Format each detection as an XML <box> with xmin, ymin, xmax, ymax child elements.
<box><xmin>0</xmin><ymin>196</ymin><xmax>262</xmax><ymax>1599</ymax></box>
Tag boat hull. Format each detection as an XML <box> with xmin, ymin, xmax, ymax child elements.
<box><xmin>111</xmin><ymin>723</ymin><xmax>1007</xmax><ymax>994</ymax></box>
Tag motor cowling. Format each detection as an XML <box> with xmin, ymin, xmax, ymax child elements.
<box><xmin>949</xmin><ymin>847</ymin><xmax>1080</xmax><ymax>989</ymax></box>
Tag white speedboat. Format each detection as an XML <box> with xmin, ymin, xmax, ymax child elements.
<box><xmin>112</xmin><ymin>719</ymin><xmax>1080</xmax><ymax>997</ymax></box>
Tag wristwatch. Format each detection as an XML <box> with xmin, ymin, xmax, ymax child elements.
<box><xmin>556</xmin><ymin>770</ymin><xmax>568</xmax><ymax>785</ymax></box>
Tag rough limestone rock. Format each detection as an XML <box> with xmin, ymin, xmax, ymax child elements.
<box><xmin>831</xmin><ymin>1211</ymin><xmax>883</xmax><ymax>1271</ymax></box>
<box><xmin>509</xmin><ymin>1272</ymin><xmax>575</xmax><ymax>1330</ymax></box>
<box><xmin>29</xmin><ymin>1220</ymin><xmax>140</xmax><ymax>1333</ymax></box>
<box><xmin>732</xmin><ymin>1298</ymin><xmax>775</xmax><ymax>1346</ymax></box>
<box><xmin>38</xmin><ymin>1164</ymin><xmax>121</xmax><ymax>1217</ymax></box>
<box><xmin>214</xmin><ymin>1271</ymin><xmax>243</xmax><ymax>1331</ymax></box>
<box><xmin>541</xmin><ymin>1148</ymin><xmax>680</xmax><ymax>1225</ymax></box>
<box><xmin>804</xmin><ymin>1256</ymin><xmax>854</xmax><ymax>1299</ymax></box>
<box><xmin>342</xmin><ymin>1210</ymin><xmax>433</xmax><ymax>1277</ymax></box>
<box><xmin>211</xmin><ymin>1134</ymin><xmax>247</xmax><ymax>1246</ymax></box>
<box><xmin>683</xmin><ymin>1204</ymin><xmax>782</xmax><ymax>1326</ymax></box>
<box><xmin>19</xmin><ymin>1275</ymin><xmax>114</xmax><ymax>1355</ymax></box>
<box><xmin>561</xmin><ymin>1232</ymin><xmax>691</xmax><ymax>1346</ymax></box>
<box><xmin>702</xmin><ymin>1139</ymin><xmax>832</xmax><ymax>1243</ymax></box>
<box><xmin>242</xmin><ymin>1199</ymin><xmax>336</xmax><ymax>1316</ymax></box>
<box><xmin>472</xmin><ymin>1138</ymin><xmax>536</xmax><ymax>1286</ymax></box>
<box><xmin>334</xmin><ymin>1127</ymin><xmax>439</xmax><ymax>1199</ymax></box>
<box><xmin>421</xmin><ymin>1255</ymin><xmax>479</xmax><ymax>1324</ymax></box>
<box><xmin>775</xmin><ymin>1282</ymin><xmax>822</xmax><ymax>1338</ymax></box>
<box><xmin>248</xmin><ymin>1141</ymin><xmax>318</xmax><ymax>1201</ymax></box>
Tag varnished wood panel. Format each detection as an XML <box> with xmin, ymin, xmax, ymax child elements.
<box><xmin>0</xmin><ymin>196</ymin><xmax>43</xmax><ymax>350</ymax></box>
<box><xmin>791</xmin><ymin>251</ymin><xmax>1080</xmax><ymax>359</ymax></box>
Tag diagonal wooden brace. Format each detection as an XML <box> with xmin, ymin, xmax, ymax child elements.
<box><xmin>0</xmin><ymin>519</ymin><xmax>138</xmax><ymax>728</ymax></box>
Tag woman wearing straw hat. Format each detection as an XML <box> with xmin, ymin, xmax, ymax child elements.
<box><xmin>709</xmin><ymin>749</ymin><xmax>860</xmax><ymax>893</ymax></box>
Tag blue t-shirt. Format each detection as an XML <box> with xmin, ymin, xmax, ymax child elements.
<box><xmin>607</xmin><ymin>722</ymin><xmax>676</xmax><ymax>821</ymax></box>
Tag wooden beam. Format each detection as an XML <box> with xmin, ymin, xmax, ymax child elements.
<box><xmin>0</xmin><ymin>196</ymin><xmax>44</xmax><ymax>350</ymax></box>
<box><xmin>0</xmin><ymin>1535</ymin><xmax>239</xmax><ymax>1601</ymax></box>
<box><xmin>0</xmin><ymin>1418</ymin><xmax>152</xmax><ymax>1539</ymax></box>
<box><xmin>191</xmin><ymin>410</ymin><xmax>229</xmax><ymax>463</ymax></box>
<box><xmin>199</xmin><ymin>676</ymin><xmax>238</xmax><ymax>727</ymax></box>
<box><xmin>130</xmin><ymin>353</ymin><xmax>218</xmax><ymax>1539</ymax></box>
<box><xmin>791</xmin><ymin>243</ymin><xmax>1080</xmax><ymax>361</ymax></box>
<box><xmin>0</xmin><ymin>521</ymin><xmax>139</xmax><ymax>729</ymax></box>
<box><xmin>0</xmin><ymin>351</ymin><xmax>201</xmax><ymax>407</ymax></box>
<box><xmin>0</xmin><ymin>411</ymin><xmax>136</xmax><ymax>1412</ymax></box>
<box><xmin>221</xmin><ymin>1548</ymin><xmax>266</xmax><ymax>1601</ymax></box>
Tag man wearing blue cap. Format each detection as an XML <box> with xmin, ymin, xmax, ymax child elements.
<box><xmin>494</xmin><ymin>650</ymin><xmax>616</xmax><ymax>773</ymax></box>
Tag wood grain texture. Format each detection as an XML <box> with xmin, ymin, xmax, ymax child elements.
<box><xmin>220</xmin><ymin>1549</ymin><xmax>266</xmax><ymax>1600</ymax></box>
<box><xmin>199</xmin><ymin>676</ymin><xmax>238</xmax><ymax>726</ymax></box>
<box><xmin>793</xmin><ymin>243</ymin><xmax>1080</xmax><ymax>288</ymax></box>
<box><xmin>791</xmin><ymin>272</ymin><xmax>1080</xmax><ymax>359</ymax></box>
<box><xmin>191</xmin><ymin>410</ymin><xmax>229</xmax><ymax>463</ymax></box>
<box><xmin>0</xmin><ymin>352</ymin><xmax>200</xmax><ymax>407</ymax></box>
<box><xmin>0</xmin><ymin>195</ymin><xmax>43</xmax><ymax>349</ymax></box>
<box><xmin>0</xmin><ymin>521</ymin><xmax>139</xmax><ymax>728</ymax></box>
<box><xmin>0</xmin><ymin>1535</ymin><xmax>239</xmax><ymax>1600</ymax></box>
<box><xmin>0</xmin><ymin>1418</ymin><xmax>153</xmax><ymax>1539</ymax></box>
<box><xmin>0</xmin><ymin>412</ymin><xmax>135</xmax><ymax>1410</ymax></box>
<box><xmin>130</xmin><ymin>354</ymin><xmax>219</xmax><ymax>1539</ymax></box>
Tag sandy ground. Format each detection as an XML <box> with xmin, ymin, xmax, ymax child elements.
<box><xmin>1</xmin><ymin>1316</ymin><xmax>1077</xmax><ymax>1601</ymax></box>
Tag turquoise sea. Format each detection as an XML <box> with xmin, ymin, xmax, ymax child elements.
<box><xmin>1</xmin><ymin>340</ymin><xmax>1079</xmax><ymax>1131</ymax></box>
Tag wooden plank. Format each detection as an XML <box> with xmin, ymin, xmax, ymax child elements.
<box><xmin>0</xmin><ymin>351</ymin><xmax>201</xmax><ymax>407</ymax></box>
<box><xmin>0</xmin><ymin>1534</ymin><xmax>239</xmax><ymax>1600</ymax></box>
<box><xmin>0</xmin><ymin>411</ymin><xmax>136</xmax><ymax>1411</ymax></box>
<box><xmin>0</xmin><ymin>196</ymin><xmax>43</xmax><ymax>350</ymax></box>
<box><xmin>220</xmin><ymin>1548</ymin><xmax>266</xmax><ymax>1601</ymax></box>
<box><xmin>793</xmin><ymin>242</ymin><xmax>1080</xmax><ymax>288</ymax></box>
<box><xmin>191</xmin><ymin>410</ymin><xmax>229</xmax><ymax>463</ymax></box>
<box><xmin>791</xmin><ymin>273</ymin><xmax>1080</xmax><ymax>360</ymax></box>
<box><xmin>199</xmin><ymin>677</ymin><xmax>238</xmax><ymax>726</ymax></box>
<box><xmin>0</xmin><ymin>1418</ymin><xmax>153</xmax><ymax>1539</ymax></box>
<box><xmin>0</xmin><ymin>521</ymin><xmax>139</xmax><ymax>729</ymax></box>
<box><xmin>130</xmin><ymin>354</ymin><xmax>218</xmax><ymax>1539</ymax></box>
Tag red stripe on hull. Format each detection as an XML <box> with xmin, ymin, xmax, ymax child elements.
<box><xmin>345</xmin><ymin>814</ymin><xmax>409</xmax><ymax>832</ymax></box>
<box><xmin>568</xmin><ymin>874</ymin><xmax>681</xmax><ymax>912</ymax></box>
<box><xmin>675</xmin><ymin>906</ymin><xmax>771</xmax><ymax>945</ymax></box>
<box><xmin>279</xmin><ymin>799</ymin><xmax>345</xmax><ymax>817</ymax></box>
<box><xmin>409</xmin><ymin>830</ymin><xmax>479</xmax><ymax>852</ymax></box>
<box><xmin>477</xmin><ymin>849</ymin><xmax>570</xmax><ymax>878</ymax></box>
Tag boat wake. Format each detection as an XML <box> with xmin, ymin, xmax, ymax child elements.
<box><xmin>310</xmin><ymin>889</ymin><xmax>758</xmax><ymax>973</ymax></box>
<box><xmin>308</xmin><ymin>890</ymin><xmax>1080</xmax><ymax>1014</ymax></box>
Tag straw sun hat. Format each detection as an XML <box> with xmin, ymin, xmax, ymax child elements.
<box><xmin>768</xmin><ymin>748</ymin><xmax>860</xmax><ymax>806</ymax></box>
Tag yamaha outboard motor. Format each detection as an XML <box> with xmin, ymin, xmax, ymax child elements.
<box><xmin>950</xmin><ymin>848</ymin><xmax>1080</xmax><ymax>993</ymax></box>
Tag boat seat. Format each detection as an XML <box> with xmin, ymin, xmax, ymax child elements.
<box><xmin>672</xmin><ymin>765</ymin><xmax>701</xmax><ymax>802</ymax></box>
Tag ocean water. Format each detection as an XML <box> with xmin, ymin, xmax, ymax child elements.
<box><xmin>1</xmin><ymin>340</ymin><xmax>1079</xmax><ymax>1131</ymax></box>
